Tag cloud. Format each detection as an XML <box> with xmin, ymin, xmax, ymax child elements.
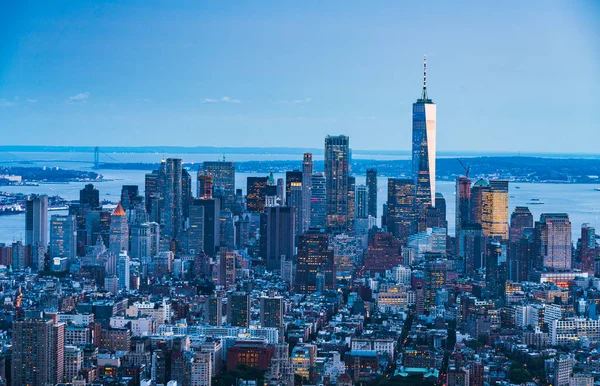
<box><xmin>203</xmin><ymin>96</ymin><xmax>242</xmax><ymax>104</ymax></box>
<box><xmin>292</xmin><ymin>97</ymin><xmax>312</xmax><ymax>104</ymax></box>
<box><xmin>66</xmin><ymin>92</ymin><xmax>90</xmax><ymax>104</ymax></box>
<box><xmin>27</xmin><ymin>99</ymin><xmax>37</xmax><ymax>103</ymax></box>
<box><xmin>0</xmin><ymin>99</ymin><xmax>14</xmax><ymax>107</ymax></box>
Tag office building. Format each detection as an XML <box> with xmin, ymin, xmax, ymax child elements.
<box><xmin>460</xmin><ymin>223</ymin><xmax>486</xmax><ymax>276</ymax></box>
<box><xmin>535</xmin><ymin>213</ymin><xmax>572</xmax><ymax>270</ymax></box>
<box><xmin>218</xmin><ymin>248</ymin><xmax>237</xmax><ymax>289</ymax></box>
<box><xmin>197</xmin><ymin>174</ymin><xmax>213</xmax><ymax>199</ymax></box>
<box><xmin>117</xmin><ymin>251</ymin><xmax>130</xmax><ymax>291</ymax></box>
<box><xmin>50</xmin><ymin>214</ymin><xmax>77</xmax><ymax>263</ymax></box>
<box><xmin>26</xmin><ymin>194</ymin><xmax>48</xmax><ymax>248</ymax></box>
<box><xmin>207</xmin><ymin>295</ymin><xmax>223</xmax><ymax>326</ymax></box>
<box><xmin>188</xmin><ymin>201</ymin><xmax>205</xmax><ymax>254</ymax></box>
<box><xmin>482</xmin><ymin>180</ymin><xmax>509</xmax><ymax>240</ymax></box>
<box><xmin>130</xmin><ymin>221</ymin><xmax>159</xmax><ymax>259</ymax></box>
<box><xmin>296</xmin><ymin>229</ymin><xmax>335</xmax><ymax>293</ymax></box>
<box><xmin>412</xmin><ymin>56</ymin><xmax>437</xmax><ymax>232</ymax></box>
<box><xmin>120</xmin><ymin>185</ymin><xmax>140</xmax><ymax>211</ymax></box>
<box><xmin>455</xmin><ymin>176</ymin><xmax>471</xmax><ymax>240</ymax></box>
<box><xmin>427</xmin><ymin>193</ymin><xmax>447</xmax><ymax>230</ymax></box>
<box><xmin>364</xmin><ymin>232</ymin><xmax>402</xmax><ymax>274</ymax></box>
<box><xmin>202</xmin><ymin>160</ymin><xmax>235</xmax><ymax>212</ymax></box>
<box><xmin>260</xmin><ymin>296</ymin><xmax>283</xmax><ymax>328</ymax></box>
<box><xmin>387</xmin><ymin>178</ymin><xmax>416</xmax><ymax>243</ymax></box>
<box><xmin>366</xmin><ymin>168</ymin><xmax>378</xmax><ymax>219</ymax></box>
<box><xmin>310</xmin><ymin>173</ymin><xmax>326</xmax><ymax>229</ymax></box>
<box><xmin>247</xmin><ymin>176</ymin><xmax>269</xmax><ymax>213</ymax></box>
<box><xmin>325</xmin><ymin>135</ymin><xmax>350</xmax><ymax>233</ymax></box>
<box><xmin>80</xmin><ymin>184</ymin><xmax>100</xmax><ymax>209</ymax></box>
<box><xmin>347</xmin><ymin>175</ymin><xmax>356</xmax><ymax>233</ymax></box>
<box><xmin>227</xmin><ymin>292</ymin><xmax>250</xmax><ymax>327</ymax></box>
<box><xmin>260</xmin><ymin>206</ymin><xmax>295</xmax><ymax>271</ymax></box>
<box><xmin>486</xmin><ymin>241</ymin><xmax>507</xmax><ymax>300</ymax></box>
<box><xmin>301</xmin><ymin>153</ymin><xmax>313</xmax><ymax>234</ymax></box>
<box><xmin>356</xmin><ymin>184</ymin><xmax>368</xmax><ymax>219</ymax></box>
<box><xmin>161</xmin><ymin>158</ymin><xmax>184</xmax><ymax>241</ymax></box>
<box><xmin>508</xmin><ymin>207</ymin><xmax>533</xmax><ymax>281</ymax></box>
<box><xmin>109</xmin><ymin>202</ymin><xmax>129</xmax><ymax>255</ymax></box>
<box><xmin>191</xmin><ymin>198</ymin><xmax>220</xmax><ymax>256</ymax></box>
<box><xmin>289</xmin><ymin>182</ymin><xmax>303</xmax><ymax>237</ymax></box>
<box><xmin>577</xmin><ymin>223</ymin><xmax>597</xmax><ymax>274</ymax></box>
<box><xmin>285</xmin><ymin>170</ymin><xmax>303</xmax><ymax>204</ymax></box>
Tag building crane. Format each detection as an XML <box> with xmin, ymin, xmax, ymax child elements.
<box><xmin>457</xmin><ymin>158</ymin><xmax>470</xmax><ymax>178</ymax></box>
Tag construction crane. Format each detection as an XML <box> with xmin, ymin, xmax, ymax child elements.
<box><xmin>457</xmin><ymin>158</ymin><xmax>470</xmax><ymax>178</ymax></box>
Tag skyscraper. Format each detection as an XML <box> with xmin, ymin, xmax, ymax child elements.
<box><xmin>577</xmin><ymin>223</ymin><xmax>597</xmax><ymax>274</ymax></box>
<box><xmin>412</xmin><ymin>56</ymin><xmax>437</xmax><ymax>232</ymax></box>
<box><xmin>366</xmin><ymin>169</ymin><xmax>378</xmax><ymax>219</ymax></box>
<box><xmin>455</xmin><ymin>176</ymin><xmax>471</xmax><ymax>240</ymax></box>
<box><xmin>460</xmin><ymin>223</ymin><xmax>486</xmax><ymax>276</ymax></box>
<box><xmin>535</xmin><ymin>213</ymin><xmax>572</xmax><ymax>271</ymax></box>
<box><xmin>202</xmin><ymin>160</ymin><xmax>235</xmax><ymax>212</ymax></box>
<box><xmin>310</xmin><ymin>173</ymin><xmax>326</xmax><ymax>229</ymax></box>
<box><xmin>120</xmin><ymin>185</ymin><xmax>140</xmax><ymax>211</ymax></box>
<box><xmin>347</xmin><ymin>176</ymin><xmax>356</xmax><ymax>233</ymax></box>
<box><xmin>161</xmin><ymin>158</ymin><xmax>184</xmax><ymax>241</ymax></box>
<box><xmin>188</xmin><ymin>202</ymin><xmax>205</xmax><ymax>254</ymax></box>
<box><xmin>26</xmin><ymin>194</ymin><xmax>48</xmax><ymax>248</ymax></box>
<box><xmin>117</xmin><ymin>251</ymin><xmax>130</xmax><ymax>291</ymax></box>
<box><xmin>247</xmin><ymin>176</ymin><xmax>269</xmax><ymax>213</ymax></box>
<box><xmin>191</xmin><ymin>198</ymin><xmax>221</xmax><ymax>256</ymax></box>
<box><xmin>356</xmin><ymin>184</ymin><xmax>368</xmax><ymax>219</ymax></box>
<box><xmin>482</xmin><ymin>180</ymin><xmax>509</xmax><ymax>240</ymax></box>
<box><xmin>50</xmin><ymin>214</ymin><xmax>77</xmax><ymax>263</ymax></box>
<box><xmin>387</xmin><ymin>178</ymin><xmax>416</xmax><ymax>243</ymax></box>
<box><xmin>285</xmin><ymin>170</ymin><xmax>303</xmax><ymax>205</ymax></box>
<box><xmin>289</xmin><ymin>182</ymin><xmax>303</xmax><ymax>237</ymax></box>
<box><xmin>260</xmin><ymin>206</ymin><xmax>295</xmax><ymax>271</ymax></box>
<box><xmin>218</xmin><ymin>248</ymin><xmax>237</xmax><ymax>289</ymax></box>
<box><xmin>197</xmin><ymin>174</ymin><xmax>213</xmax><ymax>199</ymax></box>
<box><xmin>80</xmin><ymin>184</ymin><xmax>100</xmax><ymax>209</ymax></box>
<box><xmin>109</xmin><ymin>202</ymin><xmax>129</xmax><ymax>256</ymax></box>
<box><xmin>301</xmin><ymin>153</ymin><xmax>313</xmax><ymax>234</ymax></box>
<box><xmin>296</xmin><ymin>229</ymin><xmax>335</xmax><ymax>294</ymax></box>
<box><xmin>325</xmin><ymin>135</ymin><xmax>350</xmax><ymax>233</ymax></box>
<box><xmin>508</xmin><ymin>207</ymin><xmax>534</xmax><ymax>282</ymax></box>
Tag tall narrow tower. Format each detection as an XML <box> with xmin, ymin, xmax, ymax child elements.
<box><xmin>412</xmin><ymin>55</ymin><xmax>437</xmax><ymax>232</ymax></box>
<box><xmin>301</xmin><ymin>153</ymin><xmax>313</xmax><ymax>234</ymax></box>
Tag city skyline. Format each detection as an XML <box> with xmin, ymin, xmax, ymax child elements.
<box><xmin>1</xmin><ymin>1</ymin><xmax>599</xmax><ymax>153</ymax></box>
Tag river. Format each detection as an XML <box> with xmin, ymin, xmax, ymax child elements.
<box><xmin>1</xmin><ymin>168</ymin><xmax>599</xmax><ymax>244</ymax></box>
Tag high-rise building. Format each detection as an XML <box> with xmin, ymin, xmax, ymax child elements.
<box><xmin>347</xmin><ymin>176</ymin><xmax>356</xmax><ymax>233</ymax></box>
<box><xmin>455</xmin><ymin>176</ymin><xmax>471</xmax><ymax>240</ymax></box>
<box><xmin>296</xmin><ymin>229</ymin><xmax>335</xmax><ymax>294</ymax></box>
<box><xmin>117</xmin><ymin>251</ymin><xmax>130</xmax><ymax>291</ymax></box>
<box><xmin>366</xmin><ymin>169</ymin><xmax>378</xmax><ymax>219</ymax></box>
<box><xmin>202</xmin><ymin>160</ymin><xmax>235</xmax><ymax>212</ymax></box>
<box><xmin>26</xmin><ymin>194</ymin><xmax>48</xmax><ymax>248</ymax></box>
<box><xmin>460</xmin><ymin>223</ymin><xmax>486</xmax><ymax>276</ymax></box>
<box><xmin>470</xmin><ymin>179</ymin><xmax>487</xmax><ymax>225</ymax></box>
<box><xmin>218</xmin><ymin>248</ymin><xmax>237</xmax><ymax>289</ymax></box>
<box><xmin>160</xmin><ymin>158</ymin><xmax>184</xmax><ymax>241</ymax></box>
<box><xmin>260</xmin><ymin>206</ymin><xmax>295</xmax><ymax>271</ymax></box>
<box><xmin>364</xmin><ymin>232</ymin><xmax>402</xmax><ymax>274</ymax></box>
<box><xmin>577</xmin><ymin>223</ymin><xmax>597</xmax><ymax>274</ymax></box>
<box><xmin>109</xmin><ymin>202</ymin><xmax>129</xmax><ymax>255</ymax></box>
<box><xmin>387</xmin><ymin>178</ymin><xmax>415</xmax><ymax>243</ymax></box>
<box><xmin>80</xmin><ymin>184</ymin><xmax>100</xmax><ymax>209</ymax></box>
<box><xmin>508</xmin><ymin>207</ymin><xmax>534</xmax><ymax>282</ymax></box>
<box><xmin>191</xmin><ymin>198</ymin><xmax>220</xmax><ymax>256</ymax></box>
<box><xmin>120</xmin><ymin>185</ymin><xmax>140</xmax><ymax>211</ymax></box>
<box><xmin>310</xmin><ymin>173</ymin><xmax>326</xmax><ymax>229</ymax></box>
<box><xmin>130</xmin><ymin>222</ymin><xmax>159</xmax><ymax>259</ymax></box>
<box><xmin>197</xmin><ymin>174</ymin><xmax>213</xmax><ymax>199</ymax></box>
<box><xmin>412</xmin><ymin>56</ymin><xmax>437</xmax><ymax>232</ymax></box>
<box><xmin>50</xmin><ymin>214</ymin><xmax>77</xmax><ymax>263</ymax></box>
<box><xmin>482</xmin><ymin>180</ymin><xmax>509</xmax><ymax>240</ymax></box>
<box><xmin>285</xmin><ymin>170</ymin><xmax>303</xmax><ymax>205</ymax></box>
<box><xmin>325</xmin><ymin>135</ymin><xmax>350</xmax><ymax>233</ymax></box>
<box><xmin>486</xmin><ymin>241</ymin><xmax>507</xmax><ymax>301</ymax></box>
<box><xmin>535</xmin><ymin>213</ymin><xmax>572</xmax><ymax>271</ymax></box>
<box><xmin>191</xmin><ymin>352</ymin><xmax>212</xmax><ymax>386</ymax></box>
<box><xmin>356</xmin><ymin>184</ymin><xmax>368</xmax><ymax>219</ymax></box>
<box><xmin>276</xmin><ymin>178</ymin><xmax>285</xmax><ymax>205</ymax></box>
<box><xmin>188</xmin><ymin>201</ymin><xmax>205</xmax><ymax>254</ymax></box>
<box><xmin>11</xmin><ymin>313</ymin><xmax>65</xmax><ymax>386</ymax></box>
<box><xmin>427</xmin><ymin>193</ymin><xmax>447</xmax><ymax>230</ymax></box>
<box><xmin>219</xmin><ymin>210</ymin><xmax>235</xmax><ymax>249</ymax></box>
<box><xmin>207</xmin><ymin>295</ymin><xmax>223</xmax><ymax>326</ymax></box>
<box><xmin>145</xmin><ymin>166</ymin><xmax>161</xmax><ymax>221</ymax></box>
<box><xmin>247</xmin><ymin>176</ymin><xmax>269</xmax><ymax>213</ymax></box>
<box><xmin>289</xmin><ymin>182</ymin><xmax>303</xmax><ymax>237</ymax></box>
<box><xmin>227</xmin><ymin>292</ymin><xmax>250</xmax><ymax>327</ymax></box>
<box><xmin>260</xmin><ymin>296</ymin><xmax>283</xmax><ymax>329</ymax></box>
<box><xmin>301</xmin><ymin>153</ymin><xmax>313</xmax><ymax>234</ymax></box>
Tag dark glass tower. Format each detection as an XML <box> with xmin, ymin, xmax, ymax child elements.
<box><xmin>295</xmin><ymin>229</ymin><xmax>335</xmax><ymax>294</ymax></box>
<box><xmin>387</xmin><ymin>178</ymin><xmax>415</xmax><ymax>243</ymax></box>
<box><xmin>366</xmin><ymin>168</ymin><xmax>378</xmax><ymax>219</ymax></box>
<box><xmin>325</xmin><ymin>135</ymin><xmax>350</xmax><ymax>233</ymax></box>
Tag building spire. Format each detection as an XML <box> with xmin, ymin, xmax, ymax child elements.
<box><xmin>422</xmin><ymin>54</ymin><xmax>428</xmax><ymax>101</ymax></box>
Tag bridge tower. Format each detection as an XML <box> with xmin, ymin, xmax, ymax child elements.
<box><xmin>94</xmin><ymin>147</ymin><xmax>99</xmax><ymax>169</ymax></box>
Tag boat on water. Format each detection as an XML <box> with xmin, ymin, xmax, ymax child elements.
<box><xmin>595</xmin><ymin>188</ymin><xmax>600</xmax><ymax>192</ymax></box>
<box><xmin>515</xmin><ymin>186</ymin><xmax>521</xmax><ymax>189</ymax></box>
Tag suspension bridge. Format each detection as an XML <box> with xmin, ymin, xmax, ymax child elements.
<box><xmin>0</xmin><ymin>147</ymin><xmax>120</xmax><ymax>169</ymax></box>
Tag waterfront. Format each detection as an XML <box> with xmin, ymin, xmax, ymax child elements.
<box><xmin>1</xmin><ymin>168</ymin><xmax>599</xmax><ymax>244</ymax></box>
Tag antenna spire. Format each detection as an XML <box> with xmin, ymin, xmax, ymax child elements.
<box><xmin>421</xmin><ymin>54</ymin><xmax>428</xmax><ymax>101</ymax></box>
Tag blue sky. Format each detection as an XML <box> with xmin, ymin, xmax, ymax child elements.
<box><xmin>1</xmin><ymin>1</ymin><xmax>598</xmax><ymax>153</ymax></box>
